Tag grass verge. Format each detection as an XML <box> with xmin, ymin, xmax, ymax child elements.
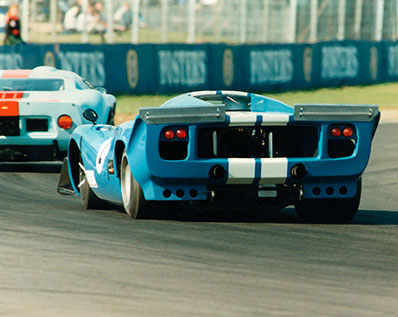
<box><xmin>114</xmin><ymin>83</ymin><xmax>398</xmax><ymax>124</ymax></box>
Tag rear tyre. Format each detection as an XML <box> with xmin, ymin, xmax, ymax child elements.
<box><xmin>120</xmin><ymin>150</ymin><xmax>152</xmax><ymax>219</ymax></box>
<box><xmin>294</xmin><ymin>179</ymin><xmax>361</xmax><ymax>224</ymax></box>
<box><xmin>79</xmin><ymin>156</ymin><xmax>104</xmax><ymax>210</ymax></box>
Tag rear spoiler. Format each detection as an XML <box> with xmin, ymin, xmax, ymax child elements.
<box><xmin>139</xmin><ymin>105</ymin><xmax>226</xmax><ymax>124</ymax></box>
<box><xmin>139</xmin><ymin>103</ymin><xmax>379</xmax><ymax>124</ymax></box>
<box><xmin>294</xmin><ymin>104</ymin><xmax>379</xmax><ymax>122</ymax></box>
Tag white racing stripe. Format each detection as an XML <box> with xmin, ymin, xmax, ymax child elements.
<box><xmin>226</xmin><ymin>158</ymin><xmax>289</xmax><ymax>185</ymax></box>
<box><xmin>260</xmin><ymin>113</ymin><xmax>291</xmax><ymax>124</ymax></box>
<box><xmin>227</xmin><ymin>158</ymin><xmax>256</xmax><ymax>184</ymax></box>
<box><xmin>259</xmin><ymin>158</ymin><xmax>288</xmax><ymax>184</ymax></box>
<box><xmin>228</xmin><ymin>112</ymin><xmax>257</xmax><ymax>126</ymax></box>
<box><xmin>225</xmin><ymin>113</ymin><xmax>291</xmax><ymax>184</ymax></box>
<box><xmin>227</xmin><ymin>112</ymin><xmax>290</xmax><ymax>126</ymax></box>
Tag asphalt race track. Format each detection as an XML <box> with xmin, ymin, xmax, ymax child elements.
<box><xmin>0</xmin><ymin>124</ymin><xmax>397</xmax><ymax>317</ymax></box>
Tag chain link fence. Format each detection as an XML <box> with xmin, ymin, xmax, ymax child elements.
<box><xmin>10</xmin><ymin>0</ymin><xmax>398</xmax><ymax>44</ymax></box>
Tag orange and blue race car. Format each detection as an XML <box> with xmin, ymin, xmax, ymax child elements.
<box><xmin>0</xmin><ymin>66</ymin><xmax>116</xmax><ymax>161</ymax></box>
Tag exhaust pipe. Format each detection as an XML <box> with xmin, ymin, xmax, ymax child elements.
<box><xmin>291</xmin><ymin>163</ymin><xmax>307</xmax><ymax>179</ymax></box>
<box><xmin>209</xmin><ymin>165</ymin><xmax>226</xmax><ymax>180</ymax></box>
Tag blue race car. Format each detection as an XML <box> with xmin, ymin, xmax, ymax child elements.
<box><xmin>58</xmin><ymin>91</ymin><xmax>380</xmax><ymax>223</ymax></box>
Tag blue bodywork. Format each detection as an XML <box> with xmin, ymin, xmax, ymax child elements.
<box><xmin>65</xmin><ymin>91</ymin><xmax>380</xmax><ymax>209</ymax></box>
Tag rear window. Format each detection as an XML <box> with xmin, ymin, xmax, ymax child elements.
<box><xmin>194</xmin><ymin>94</ymin><xmax>251</xmax><ymax>111</ymax></box>
<box><xmin>0</xmin><ymin>78</ymin><xmax>65</xmax><ymax>91</ymax></box>
<box><xmin>75</xmin><ymin>77</ymin><xmax>94</xmax><ymax>90</ymax></box>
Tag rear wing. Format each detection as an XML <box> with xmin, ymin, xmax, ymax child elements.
<box><xmin>139</xmin><ymin>103</ymin><xmax>379</xmax><ymax>124</ymax></box>
<box><xmin>139</xmin><ymin>105</ymin><xmax>226</xmax><ymax>125</ymax></box>
<box><xmin>294</xmin><ymin>104</ymin><xmax>379</xmax><ymax>122</ymax></box>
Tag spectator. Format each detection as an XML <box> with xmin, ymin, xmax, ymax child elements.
<box><xmin>93</xmin><ymin>1</ymin><xmax>107</xmax><ymax>31</ymax></box>
<box><xmin>4</xmin><ymin>4</ymin><xmax>24</xmax><ymax>45</ymax></box>
<box><xmin>63</xmin><ymin>4</ymin><xmax>80</xmax><ymax>33</ymax></box>
<box><xmin>76</xmin><ymin>4</ymin><xmax>104</xmax><ymax>34</ymax></box>
<box><xmin>114</xmin><ymin>1</ymin><xmax>147</xmax><ymax>32</ymax></box>
<box><xmin>114</xmin><ymin>2</ymin><xmax>130</xmax><ymax>32</ymax></box>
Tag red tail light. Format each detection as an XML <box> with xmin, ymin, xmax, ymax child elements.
<box><xmin>330</xmin><ymin>127</ymin><xmax>341</xmax><ymax>137</ymax></box>
<box><xmin>176</xmin><ymin>128</ymin><xmax>187</xmax><ymax>139</ymax></box>
<box><xmin>164</xmin><ymin>129</ymin><xmax>175</xmax><ymax>140</ymax></box>
<box><xmin>343</xmin><ymin>127</ymin><xmax>353</xmax><ymax>137</ymax></box>
<box><xmin>58</xmin><ymin>115</ymin><xmax>73</xmax><ymax>129</ymax></box>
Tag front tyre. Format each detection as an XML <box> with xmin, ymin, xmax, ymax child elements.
<box><xmin>294</xmin><ymin>179</ymin><xmax>362</xmax><ymax>223</ymax></box>
<box><xmin>79</xmin><ymin>157</ymin><xmax>104</xmax><ymax>209</ymax></box>
<box><xmin>120</xmin><ymin>150</ymin><xmax>151</xmax><ymax>219</ymax></box>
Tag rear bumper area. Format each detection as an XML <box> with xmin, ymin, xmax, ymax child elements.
<box><xmin>0</xmin><ymin>142</ymin><xmax>65</xmax><ymax>161</ymax></box>
<box><xmin>0</xmin><ymin>116</ymin><xmax>75</xmax><ymax>156</ymax></box>
<box><xmin>141</xmin><ymin>156</ymin><xmax>364</xmax><ymax>203</ymax></box>
<box><xmin>143</xmin><ymin>175</ymin><xmax>360</xmax><ymax>205</ymax></box>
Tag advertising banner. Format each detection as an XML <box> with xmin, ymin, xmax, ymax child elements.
<box><xmin>0</xmin><ymin>41</ymin><xmax>392</xmax><ymax>94</ymax></box>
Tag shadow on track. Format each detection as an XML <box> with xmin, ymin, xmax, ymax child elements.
<box><xmin>0</xmin><ymin>162</ymin><xmax>62</xmax><ymax>173</ymax></box>
<box><xmin>352</xmin><ymin>210</ymin><xmax>398</xmax><ymax>225</ymax></box>
<box><xmin>172</xmin><ymin>208</ymin><xmax>398</xmax><ymax>225</ymax></box>
<box><xmin>173</xmin><ymin>207</ymin><xmax>300</xmax><ymax>224</ymax></box>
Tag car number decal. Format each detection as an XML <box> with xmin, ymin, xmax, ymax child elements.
<box><xmin>85</xmin><ymin>170</ymin><xmax>98</xmax><ymax>188</ymax></box>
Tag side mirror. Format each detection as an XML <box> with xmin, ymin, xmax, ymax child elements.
<box><xmin>95</xmin><ymin>87</ymin><xmax>107</xmax><ymax>94</ymax></box>
<box><xmin>83</xmin><ymin>109</ymin><xmax>98</xmax><ymax>124</ymax></box>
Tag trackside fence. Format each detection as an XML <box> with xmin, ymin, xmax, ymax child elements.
<box><xmin>19</xmin><ymin>0</ymin><xmax>398</xmax><ymax>45</ymax></box>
